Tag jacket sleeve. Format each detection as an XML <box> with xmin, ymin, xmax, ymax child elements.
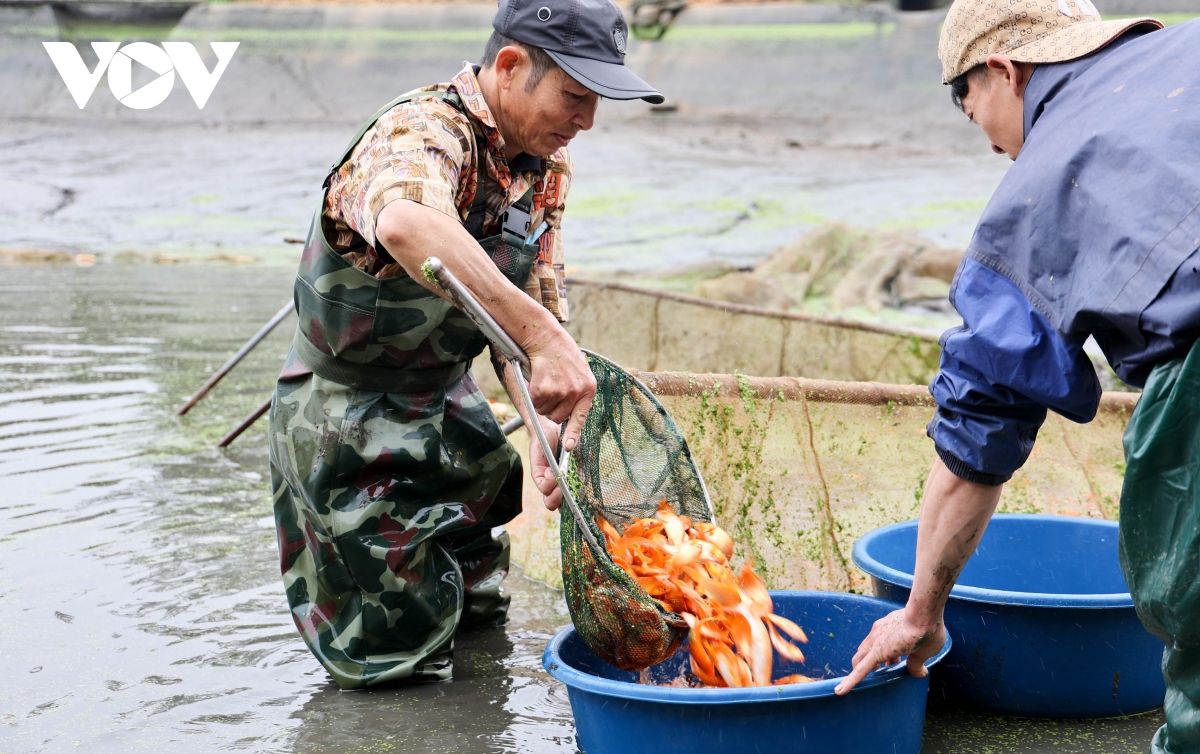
<box><xmin>927</xmin><ymin>257</ymin><xmax>1102</xmax><ymax>485</ymax></box>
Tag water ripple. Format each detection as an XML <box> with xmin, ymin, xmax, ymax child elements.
<box><xmin>0</xmin><ymin>265</ymin><xmax>579</xmax><ymax>754</ymax></box>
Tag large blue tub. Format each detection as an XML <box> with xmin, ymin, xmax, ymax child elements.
<box><xmin>853</xmin><ymin>514</ymin><xmax>1165</xmax><ymax>717</ymax></box>
<box><xmin>543</xmin><ymin>591</ymin><xmax>950</xmax><ymax>754</ymax></box>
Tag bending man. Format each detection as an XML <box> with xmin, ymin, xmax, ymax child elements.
<box><xmin>268</xmin><ymin>0</ymin><xmax>663</xmax><ymax>689</ymax></box>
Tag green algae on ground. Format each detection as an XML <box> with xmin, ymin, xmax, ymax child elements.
<box><xmin>922</xmin><ymin>705</ymin><xmax>1164</xmax><ymax>754</ymax></box>
<box><xmin>667</xmin><ymin>22</ymin><xmax>896</xmax><ymax>42</ymax></box>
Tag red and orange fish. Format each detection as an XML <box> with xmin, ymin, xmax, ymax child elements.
<box><xmin>599</xmin><ymin>502</ymin><xmax>814</xmax><ymax>688</ymax></box>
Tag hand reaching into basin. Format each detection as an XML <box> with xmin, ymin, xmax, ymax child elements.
<box><xmin>833</xmin><ymin>609</ymin><xmax>945</xmax><ymax>695</ymax></box>
<box><xmin>834</xmin><ymin>457</ymin><xmax>1003</xmax><ymax>696</ymax></box>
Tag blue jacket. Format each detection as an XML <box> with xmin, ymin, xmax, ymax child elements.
<box><xmin>929</xmin><ymin>21</ymin><xmax>1200</xmax><ymax>485</ymax></box>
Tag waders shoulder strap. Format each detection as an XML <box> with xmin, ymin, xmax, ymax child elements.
<box><xmin>321</xmin><ymin>87</ymin><xmax>535</xmax><ymax>242</ymax></box>
<box><xmin>462</xmin><ymin>136</ymin><xmax>488</xmax><ymax>239</ymax></box>
<box><xmin>451</xmin><ymin>99</ymin><xmax>537</xmax><ymax>243</ymax></box>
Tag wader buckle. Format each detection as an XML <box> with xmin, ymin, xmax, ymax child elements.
<box><xmin>501</xmin><ymin>203</ymin><xmax>532</xmax><ymax>238</ymax></box>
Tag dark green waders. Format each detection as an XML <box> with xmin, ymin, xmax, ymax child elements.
<box><xmin>1121</xmin><ymin>340</ymin><xmax>1200</xmax><ymax>753</ymax></box>
<box><xmin>268</xmin><ymin>91</ymin><xmax>541</xmax><ymax>689</ymax></box>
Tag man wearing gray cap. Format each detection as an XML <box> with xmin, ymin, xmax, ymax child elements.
<box><xmin>267</xmin><ymin>0</ymin><xmax>662</xmax><ymax>689</ymax></box>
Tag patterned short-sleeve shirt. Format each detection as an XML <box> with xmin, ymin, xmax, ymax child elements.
<box><xmin>322</xmin><ymin>66</ymin><xmax>571</xmax><ymax>321</ymax></box>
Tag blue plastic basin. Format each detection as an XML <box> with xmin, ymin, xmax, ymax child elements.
<box><xmin>543</xmin><ymin>591</ymin><xmax>950</xmax><ymax>754</ymax></box>
<box><xmin>853</xmin><ymin>514</ymin><xmax>1165</xmax><ymax>717</ymax></box>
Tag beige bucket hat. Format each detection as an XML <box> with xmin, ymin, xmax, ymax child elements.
<box><xmin>938</xmin><ymin>0</ymin><xmax>1162</xmax><ymax>84</ymax></box>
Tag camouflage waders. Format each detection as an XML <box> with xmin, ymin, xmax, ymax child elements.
<box><xmin>268</xmin><ymin>90</ymin><xmax>540</xmax><ymax>690</ymax></box>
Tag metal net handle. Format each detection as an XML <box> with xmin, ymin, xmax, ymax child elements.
<box><xmin>422</xmin><ymin>257</ymin><xmax>603</xmax><ymax>556</ymax></box>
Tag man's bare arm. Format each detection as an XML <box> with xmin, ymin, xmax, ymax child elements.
<box><xmin>375</xmin><ymin>199</ymin><xmax>595</xmax><ymax>450</ymax></box>
<box><xmin>834</xmin><ymin>457</ymin><xmax>1003</xmax><ymax>695</ymax></box>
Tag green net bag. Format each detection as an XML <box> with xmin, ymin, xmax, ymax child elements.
<box><xmin>420</xmin><ymin>260</ymin><xmax>714</xmax><ymax>670</ymax></box>
<box><xmin>560</xmin><ymin>351</ymin><xmax>715</xmax><ymax>671</ymax></box>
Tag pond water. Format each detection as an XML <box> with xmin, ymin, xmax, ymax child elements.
<box><xmin>0</xmin><ymin>263</ymin><xmax>575</xmax><ymax>753</ymax></box>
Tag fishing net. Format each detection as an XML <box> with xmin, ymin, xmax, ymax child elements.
<box><xmin>561</xmin><ymin>351</ymin><xmax>715</xmax><ymax>671</ymax></box>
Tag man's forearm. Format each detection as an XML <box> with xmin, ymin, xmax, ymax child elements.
<box><xmin>377</xmin><ymin>197</ymin><xmax>595</xmax><ymax>453</ymax></box>
<box><xmin>375</xmin><ymin>199</ymin><xmax>559</xmax><ymax>352</ymax></box>
<box><xmin>907</xmin><ymin>457</ymin><xmax>1004</xmax><ymax>625</ymax></box>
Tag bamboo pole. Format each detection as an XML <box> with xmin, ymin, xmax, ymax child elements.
<box><xmin>217</xmin><ymin>397</ymin><xmax>272</xmax><ymax>448</ymax></box>
<box><xmin>214</xmin><ymin>370</ymin><xmax>1138</xmax><ymax>450</ymax></box>
<box><xmin>177</xmin><ymin>301</ymin><xmax>294</xmax><ymax>416</ymax></box>
<box><xmin>637</xmin><ymin>370</ymin><xmax>1139</xmax><ymax>413</ymax></box>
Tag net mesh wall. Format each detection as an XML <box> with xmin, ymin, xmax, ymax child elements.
<box><xmin>505</xmin><ymin>370</ymin><xmax>1133</xmax><ymax>598</ymax></box>
<box><xmin>560</xmin><ymin>353</ymin><xmax>714</xmax><ymax>671</ymax></box>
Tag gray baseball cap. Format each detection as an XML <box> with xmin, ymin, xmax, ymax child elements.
<box><xmin>493</xmin><ymin>0</ymin><xmax>664</xmax><ymax>104</ymax></box>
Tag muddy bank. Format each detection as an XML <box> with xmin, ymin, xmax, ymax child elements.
<box><xmin>4</xmin><ymin>3</ymin><xmax>1196</xmax><ymax>267</ymax></box>
<box><xmin>2</xmin><ymin>1</ymin><xmax>1017</xmax><ymax>265</ymax></box>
